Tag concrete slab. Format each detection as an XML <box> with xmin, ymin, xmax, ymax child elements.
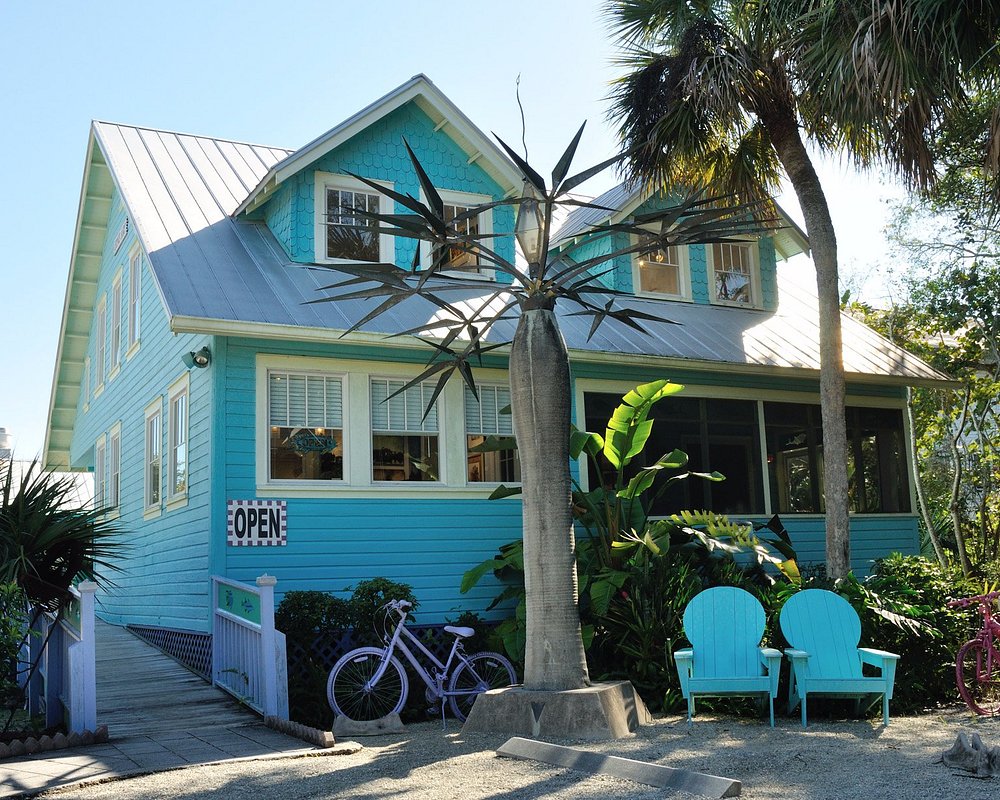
<box><xmin>333</xmin><ymin>713</ymin><xmax>405</xmax><ymax>737</ymax></box>
<box><xmin>462</xmin><ymin>681</ymin><xmax>652</xmax><ymax>740</ymax></box>
<box><xmin>497</xmin><ymin>737</ymin><xmax>742</xmax><ymax>798</ymax></box>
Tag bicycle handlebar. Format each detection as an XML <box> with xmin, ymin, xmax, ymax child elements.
<box><xmin>947</xmin><ymin>591</ymin><xmax>1000</xmax><ymax>609</ymax></box>
<box><xmin>390</xmin><ymin>599</ymin><xmax>413</xmax><ymax>612</ymax></box>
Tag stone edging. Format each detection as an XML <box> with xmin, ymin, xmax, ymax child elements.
<box><xmin>264</xmin><ymin>716</ymin><xmax>336</xmax><ymax>748</ymax></box>
<box><xmin>0</xmin><ymin>725</ymin><xmax>110</xmax><ymax>761</ymax></box>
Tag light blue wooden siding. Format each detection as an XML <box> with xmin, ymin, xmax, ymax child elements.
<box><xmin>770</xmin><ymin>516</ymin><xmax>920</xmax><ymax>578</ymax></box>
<box><xmin>217</xmin><ymin>337</ymin><xmax>521</xmax><ymax>622</ymax></box>
<box><xmin>257</xmin><ymin>102</ymin><xmax>514</xmax><ymax>280</ymax></box>
<box><xmin>69</xmin><ymin>186</ymin><xmax>214</xmax><ymax>631</ymax></box>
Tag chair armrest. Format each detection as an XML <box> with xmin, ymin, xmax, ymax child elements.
<box><xmin>675</xmin><ymin>648</ymin><xmax>693</xmax><ymax>664</ymax></box>
<box><xmin>759</xmin><ymin>648</ymin><xmax>782</xmax><ymax>660</ymax></box>
<box><xmin>858</xmin><ymin>647</ymin><xmax>900</xmax><ymax>664</ymax></box>
<box><xmin>784</xmin><ymin>648</ymin><xmax>809</xmax><ymax>661</ymax></box>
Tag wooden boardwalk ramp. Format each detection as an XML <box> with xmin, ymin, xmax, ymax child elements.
<box><xmin>96</xmin><ymin>620</ymin><xmax>259</xmax><ymax>739</ymax></box>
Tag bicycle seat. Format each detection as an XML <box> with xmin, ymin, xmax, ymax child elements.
<box><xmin>444</xmin><ymin>625</ymin><xmax>475</xmax><ymax>638</ymax></box>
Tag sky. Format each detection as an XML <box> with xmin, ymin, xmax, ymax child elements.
<box><xmin>0</xmin><ymin>0</ymin><xmax>908</xmax><ymax>461</ymax></box>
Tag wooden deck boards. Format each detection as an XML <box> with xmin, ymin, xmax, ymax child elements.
<box><xmin>96</xmin><ymin>620</ymin><xmax>259</xmax><ymax>739</ymax></box>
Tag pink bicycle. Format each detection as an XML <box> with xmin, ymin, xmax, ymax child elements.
<box><xmin>948</xmin><ymin>590</ymin><xmax>1000</xmax><ymax>715</ymax></box>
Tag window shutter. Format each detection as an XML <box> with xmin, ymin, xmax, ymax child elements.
<box><xmin>371</xmin><ymin>379</ymin><xmax>438</xmax><ymax>432</ymax></box>
<box><xmin>465</xmin><ymin>385</ymin><xmax>512</xmax><ymax>435</ymax></box>
<box><xmin>269</xmin><ymin>372</ymin><xmax>342</xmax><ymax>428</ymax></box>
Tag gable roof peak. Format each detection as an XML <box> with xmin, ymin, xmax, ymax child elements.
<box><xmin>234</xmin><ymin>74</ymin><xmax>522</xmax><ymax>217</ymax></box>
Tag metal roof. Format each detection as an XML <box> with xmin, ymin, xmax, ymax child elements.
<box><xmin>92</xmin><ymin>121</ymin><xmax>946</xmax><ymax>385</ymax></box>
<box><xmin>551</xmin><ymin>181</ymin><xmax>811</xmax><ymax>262</ymax></box>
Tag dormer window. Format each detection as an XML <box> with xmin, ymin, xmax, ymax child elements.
<box><xmin>420</xmin><ymin>189</ymin><xmax>493</xmax><ymax>278</ymax></box>
<box><xmin>316</xmin><ymin>173</ymin><xmax>394</xmax><ymax>264</ymax></box>
<box><xmin>710</xmin><ymin>242</ymin><xmax>758</xmax><ymax>306</ymax></box>
<box><xmin>633</xmin><ymin>245</ymin><xmax>689</xmax><ymax>299</ymax></box>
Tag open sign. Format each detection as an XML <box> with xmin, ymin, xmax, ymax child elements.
<box><xmin>227</xmin><ymin>500</ymin><xmax>287</xmax><ymax>546</ymax></box>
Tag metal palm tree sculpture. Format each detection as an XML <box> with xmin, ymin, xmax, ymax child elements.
<box><xmin>312</xmin><ymin>125</ymin><xmax>769</xmax><ymax>691</ymax></box>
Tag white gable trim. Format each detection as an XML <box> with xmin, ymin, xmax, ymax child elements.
<box><xmin>234</xmin><ymin>74</ymin><xmax>522</xmax><ymax>217</ymax></box>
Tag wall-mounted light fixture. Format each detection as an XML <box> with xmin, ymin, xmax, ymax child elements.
<box><xmin>182</xmin><ymin>346</ymin><xmax>211</xmax><ymax>369</ymax></box>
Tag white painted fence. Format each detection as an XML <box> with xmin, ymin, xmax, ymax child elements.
<box><xmin>26</xmin><ymin>581</ymin><xmax>97</xmax><ymax>734</ymax></box>
<box><xmin>210</xmin><ymin>574</ymin><xmax>288</xmax><ymax>719</ymax></box>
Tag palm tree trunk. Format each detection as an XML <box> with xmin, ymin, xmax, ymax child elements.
<box><xmin>765</xmin><ymin>111</ymin><xmax>852</xmax><ymax>579</ymax></box>
<box><xmin>509</xmin><ymin>304</ymin><xmax>590</xmax><ymax>690</ymax></box>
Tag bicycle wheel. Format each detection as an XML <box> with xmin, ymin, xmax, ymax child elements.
<box><xmin>327</xmin><ymin>647</ymin><xmax>409</xmax><ymax>721</ymax></box>
<box><xmin>956</xmin><ymin>639</ymin><xmax>1000</xmax><ymax>716</ymax></box>
<box><xmin>448</xmin><ymin>651</ymin><xmax>517</xmax><ymax>721</ymax></box>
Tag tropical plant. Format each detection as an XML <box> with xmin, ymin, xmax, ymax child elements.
<box><xmin>606</xmin><ymin>0</ymin><xmax>999</xmax><ymax>579</ymax></box>
<box><xmin>0</xmin><ymin>458</ymin><xmax>122</xmax><ymax>734</ymax></box>
<box><xmin>462</xmin><ymin>381</ymin><xmax>799</xmax><ymax>679</ymax></box>
<box><xmin>309</xmin><ymin>128</ymin><xmax>766</xmax><ymax>691</ymax></box>
<box><xmin>0</xmin><ymin>459</ymin><xmax>121</xmax><ymax>610</ymax></box>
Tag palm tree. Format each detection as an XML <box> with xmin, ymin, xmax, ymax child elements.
<box><xmin>311</xmin><ymin>131</ymin><xmax>766</xmax><ymax>690</ymax></box>
<box><xmin>606</xmin><ymin>0</ymin><xmax>999</xmax><ymax>578</ymax></box>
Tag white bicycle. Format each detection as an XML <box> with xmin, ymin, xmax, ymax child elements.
<box><xmin>326</xmin><ymin>599</ymin><xmax>517</xmax><ymax>721</ymax></box>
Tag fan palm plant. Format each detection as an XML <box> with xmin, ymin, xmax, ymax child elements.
<box><xmin>309</xmin><ymin>127</ymin><xmax>771</xmax><ymax>690</ymax></box>
<box><xmin>0</xmin><ymin>459</ymin><xmax>122</xmax><ymax>610</ymax></box>
<box><xmin>606</xmin><ymin>0</ymin><xmax>1000</xmax><ymax>578</ymax></box>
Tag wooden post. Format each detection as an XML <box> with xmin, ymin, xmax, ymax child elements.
<box><xmin>256</xmin><ymin>574</ymin><xmax>279</xmax><ymax>718</ymax></box>
<box><xmin>76</xmin><ymin>581</ymin><xmax>98</xmax><ymax>733</ymax></box>
<box><xmin>210</xmin><ymin>576</ymin><xmax>222</xmax><ymax>689</ymax></box>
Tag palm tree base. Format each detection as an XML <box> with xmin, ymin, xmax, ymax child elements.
<box><xmin>461</xmin><ymin>681</ymin><xmax>651</xmax><ymax>740</ymax></box>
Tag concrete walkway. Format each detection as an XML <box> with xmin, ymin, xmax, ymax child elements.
<box><xmin>0</xmin><ymin>622</ymin><xmax>314</xmax><ymax>797</ymax></box>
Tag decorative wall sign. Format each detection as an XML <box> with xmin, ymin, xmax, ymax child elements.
<box><xmin>227</xmin><ymin>500</ymin><xmax>287</xmax><ymax>546</ymax></box>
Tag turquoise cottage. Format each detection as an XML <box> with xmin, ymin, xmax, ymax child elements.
<box><xmin>43</xmin><ymin>75</ymin><xmax>949</xmax><ymax>642</ymax></box>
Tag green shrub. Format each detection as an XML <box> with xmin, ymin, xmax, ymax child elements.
<box><xmin>346</xmin><ymin>578</ymin><xmax>418</xmax><ymax>646</ymax></box>
<box><xmin>274</xmin><ymin>591</ymin><xmax>350</xmax><ymax>641</ymax></box>
<box><xmin>850</xmin><ymin>554</ymin><xmax>979</xmax><ymax>712</ymax></box>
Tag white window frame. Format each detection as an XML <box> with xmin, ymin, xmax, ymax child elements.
<box><xmin>166</xmin><ymin>373</ymin><xmax>190</xmax><ymax>509</ymax></box>
<box><xmin>266</xmin><ymin>369</ymin><xmax>348</xmax><ymax>486</ymax></box>
<box><xmin>109</xmin><ymin>273</ymin><xmax>122</xmax><ymax>379</ymax></box>
<box><xmin>706</xmin><ymin>241</ymin><xmax>761</xmax><ymax>308</ymax></box>
<box><xmin>314</xmin><ymin>172</ymin><xmax>395</xmax><ymax>265</ymax></box>
<box><xmin>630</xmin><ymin>239</ymin><xmax>691</xmax><ymax>300</ymax></box>
<box><xmin>94</xmin><ymin>434</ymin><xmax>106</xmax><ymax>509</ymax></box>
<box><xmin>82</xmin><ymin>356</ymin><xmax>90</xmax><ymax>412</ymax></box>
<box><xmin>464</xmin><ymin>382</ymin><xmax>519</xmax><ymax>486</ymax></box>
<box><xmin>144</xmin><ymin>399</ymin><xmax>162</xmax><ymax>518</ymax></box>
<box><xmin>369</xmin><ymin>376</ymin><xmax>443</xmax><ymax>485</ymax></box>
<box><xmin>418</xmin><ymin>188</ymin><xmax>495</xmax><ymax>280</ymax></box>
<box><xmin>255</xmin><ymin>355</ymin><xmax>511</xmax><ymax>498</ymax></box>
<box><xmin>127</xmin><ymin>248</ymin><xmax>142</xmax><ymax>356</ymax></box>
<box><xmin>108</xmin><ymin>422</ymin><xmax>121</xmax><ymax>512</ymax></box>
<box><xmin>94</xmin><ymin>297</ymin><xmax>107</xmax><ymax>395</ymax></box>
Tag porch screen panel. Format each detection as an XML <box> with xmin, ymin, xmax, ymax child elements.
<box><xmin>584</xmin><ymin>393</ymin><xmax>764</xmax><ymax>515</ymax></box>
<box><xmin>371</xmin><ymin>379</ymin><xmax>439</xmax><ymax>482</ymax></box>
<box><xmin>464</xmin><ymin>385</ymin><xmax>519</xmax><ymax>482</ymax></box>
<box><xmin>268</xmin><ymin>372</ymin><xmax>344</xmax><ymax>481</ymax></box>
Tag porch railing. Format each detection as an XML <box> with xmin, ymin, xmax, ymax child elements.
<box><xmin>26</xmin><ymin>581</ymin><xmax>97</xmax><ymax>734</ymax></box>
<box><xmin>210</xmin><ymin>574</ymin><xmax>288</xmax><ymax>719</ymax></box>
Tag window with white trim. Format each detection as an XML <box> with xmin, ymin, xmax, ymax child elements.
<box><xmin>634</xmin><ymin>245</ymin><xmax>687</xmax><ymax>298</ymax></box>
<box><xmin>421</xmin><ymin>189</ymin><xmax>493</xmax><ymax>276</ymax></box>
<box><xmin>710</xmin><ymin>242</ymin><xmax>756</xmax><ymax>305</ymax></box>
<box><xmin>95</xmin><ymin>298</ymin><xmax>106</xmax><ymax>390</ymax></box>
<box><xmin>110</xmin><ymin>276</ymin><xmax>122</xmax><ymax>369</ymax></box>
<box><xmin>94</xmin><ymin>436</ymin><xmax>106</xmax><ymax>508</ymax></box>
<box><xmin>128</xmin><ymin>250</ymin><xmax>141</xmax><ymax>351</ymax></box>
<box><xmin>168</xmin><ymin>378</ymin><xmax>189</xmax><ymax>501</ymax></box>
<box><xmin>315</xmin><ymin>173</ymin><xmax>395</xmax><ymax>264</ymax></box>
<box><xmin>268</xmin><ymin>371</ymin><xmax>344</xmax><ymax>481</ymax></box>
<box><xmin>370</xmin><ymin>378</ymin><xmax>440</xmax><ymax>482</ymax></box>
<box><xmin>109</xmin><ymin>424</ymin><xmax>121</xmax><ymax>509</ymax></box>
<box><xmin>145</xmin><ymin>402</ymin><xmax>162</xmax><ymax>510</ymax></box>
<box><xmin>465</xmin><ymin>384</ymin><xmax>519</xmax><ymax>483</ymax></box>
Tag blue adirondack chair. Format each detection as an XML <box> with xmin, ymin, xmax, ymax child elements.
<box><xmin>675</xmin><ymin>586</ymin><xmax>782</xmax><ymax>726</ymax></box>
<box><xmin>780</xmin><ymin>589</ymin><xmax>900</xmax><ymax>727</ymax></box>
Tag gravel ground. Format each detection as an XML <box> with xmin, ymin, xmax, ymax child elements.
<box><xmin>44</xmin><ymin>706</ymin><xmax>999</xmax><ymax>800</ymax></box>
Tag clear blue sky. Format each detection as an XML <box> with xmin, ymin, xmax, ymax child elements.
<box><xmin>0</xmin><ymin>0</ymin><xmax>903</xmax><ymax>461</ymax></box>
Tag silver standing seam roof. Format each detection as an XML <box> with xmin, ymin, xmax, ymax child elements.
<box><xmin>91</xmin><ymin>120</ymin><xmax>947</xmax><ymax>387</ymax></box>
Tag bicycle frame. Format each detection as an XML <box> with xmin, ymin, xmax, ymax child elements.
<box><xmin>365</xmin><ymin>607</ymin><xmax>475</xmax><ymax>703</ymax></box>
<box><xmin>970</xmin><ymin>598</ymin><xmax>1000</xmax><ymax>673</ymax></box>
